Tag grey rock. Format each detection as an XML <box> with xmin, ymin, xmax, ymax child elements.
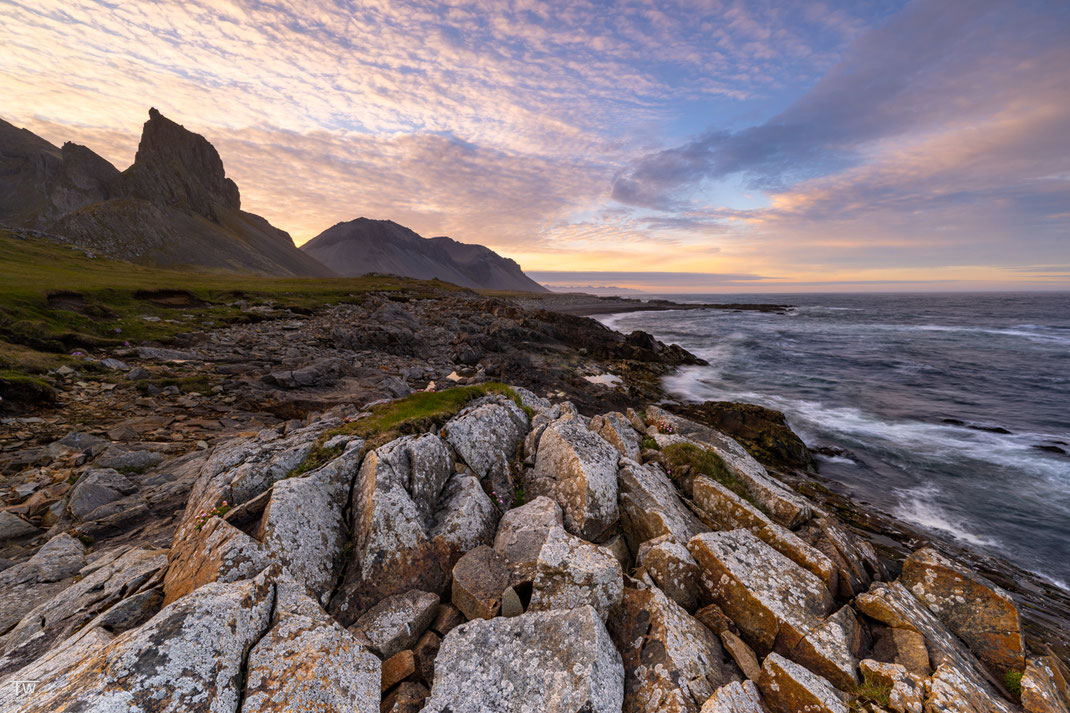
<box><xmin>422</xmin><ymin>606</ymin><xmax>624</xmax><ymax>713</ymax></box>
<box><xmin>67</xmin><ymin>467</ymin><xmax>137</xmax><ymax>520</ymax></box>
<box><xmin>636</xmin><ymin>535</ymin><xmax>702</xmax><ymax>612</ymax></box>
<box><xmin>700</xmin><ymin>680</ymin><xmax>768</xmax><ymax>713</ymax></box>
<box><xmin>618</xmin><ymin>459</ymin><xmax>706</xmax><ymax>554</ymax></box>
<box><xmin>590</xmin><ymin>411</ymin><xmax>642</xmax><ymax>460</ymax></box>
<box><xmin>0</xmin><ymin>511</ymin><xmax>41</xmax><ymax>541</ymax></box>
<box><xmin>492</xmin><ymin>495</ymin><xmax>563</xmax><ymax>586</ymax></box>
<box><xmin>349</xmin><ymin>589</ymin><xmax>440</xmax><ymax>660</ymax></box>
<box><xmin>529</xmin><ymin>527</ymin><xmax>623</xmax><ymax>621</ymax></box>
<box><xmin>94</xmin><ymin>445</ymin><xmax>166</xmax><ymax>473</ymax></box>
<box><xmin>443</xmin><ymin>397</ymin><xmax>528</xmax><ymax>494</ymax></box>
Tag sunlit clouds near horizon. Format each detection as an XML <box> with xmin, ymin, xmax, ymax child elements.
<box><xmin>2</xmin><ymin>0</ymin><xmax>1067</xmax><ymax>291</ymax></box>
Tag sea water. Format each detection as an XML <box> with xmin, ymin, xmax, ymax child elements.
<box><xmin>598</xmin><ymin>292</ymin><xmax>1070</xmax><ymax>589</ymax></box>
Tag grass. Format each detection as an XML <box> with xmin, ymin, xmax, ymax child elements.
<box><xmin>288</xmin><ymin>382</ymin><xmax>528</xmax><ymax>476</ymax></box>
<box><xmin>0</xmin><ymin>229</ymin><xmax>471</xmax><ymax>407</ymax></box>
<box><xmin>661</xmin><ymin>442</ymin><xmax>755</xmax><ymax>504</ymax></box>
<box><xmin>1004</xmin><ymin>670</ymin><xmax>1023</xmax><ymax>698</ymax></box>
<box><xmin>640</xmin><ymin>435</ymin><xmax>660</xmax><ymax>451</ymax></box>
<box><xmin>853</xmin><ymin>680</ymin><xmax>892</xmax><ymax>707</ymax></box>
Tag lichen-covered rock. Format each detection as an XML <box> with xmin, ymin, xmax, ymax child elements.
<box><xmin>692</xmin><ymin>475</ymin><xmax>836</xmax><ymax>593</ymax></box>
<box><xmin>757</xmin><ymin>652</ymin><xmax>848</xmax><ymax>713</ymax></box>
<box><xmin>422</xmin><ymin>606</ymin><xmax>624</xmax><ymax>713</ymax></box>
<box><xmin>607</xmin><ymin>584</ymin><xmax>728</xmax><ymax>713</ymax></box>
<box><xmin>529</xmin><ymin>527</ymin><xmax>623</xmax><ymax>621</ymax></box>
<box><xmin>493</xmin><ymin>496</ymin><xmax>564</xmax><ymax>586</ymax></box>
<box><xmin>646</xmin><ymin>407</ymin><xmax>811</xmax><ymax>528</ymax></box>
<box><xmin>163</xmin><ymin>516</ymin><xmax>269</xmax><ymax>604</ymax></box>
<box><xmin>800</xmin><ymin>517</ymin><xmax>885</xmax><ymax>598</ymax></box>
<box><xmin>332</xmin><ymin>434</ymin><xmax>457</xmax><ymax>623</ymax></box>
<box><xmin>527</xmin><ymin>418</ymin><xmax>620</xmax><ymax>540</ymax></box>
<box><xmin>452</xmin><ymin>545</ymin><xmax>510</xmax><ymax>621</ymax></box>
<box><xmin>431</xmin><ymin>469</ymin><xmax>498</xmax><ymax>563</ymax></box>
<box><xmin>721</xmin><ymin>630</ymin><xmax>762</xmax><ymax>682</ymax></box>
<box><xmin>242</xmin><ymin>586</ymin><xmax>380</xmax><ymax>713</ymax></box>
<box><xmin>349</xmin><ymin>589</ymin><xmax>440</xmax><ymax>660</ymax></box>
<box><xmin>637</xmin><ymin>535</ymin><xmax>702</xmax><ymax>612</ymax></box>
<box><xmin>858</xmin><ymin>660</ymin><xmax>925</xmax><ymax>713</ymax></box>
<box><xmin>900</xmin><ymin>547</ymin><xmax>1025</xmax><ymax>674</ymax></box>
<box><xmin>618</xmin><ymin>459</ymin><xmax>706</xmax><ymax>554</ymax></box>
<box><xmin>255</xmin><ymin>440</ymin><xmax>362</xmax><ymax>603</ymax></box>
<box><xmin>0</xmin><ymin>534</ymin><xmax>87</xmax><ymax>646</ymax></box>
<box><xmin>5</xmin><ymin>572</ymin><xmax>275</xmax><ymax>712</ymax></box>
<box><xmin>786</xmin><ymin>606</ymin><xmax>866</xmax><ymax>691</ymax></box>
<box><xmin>1021</xmin><ymin>656</ymin><xmax>1070</xmax><ymax>713</ymax></box>
<box><xmin>700</xmin><ymin>680</ymin><xmax>769</xmax><ymax>713</ymax></box>
<box><xmin>443</xmin><ymin>397</ymin><xmax>528</xmax><ymax>496</ymax></box>
<box><xmin>590</xmin><ymin>411</ymin><xmax>642</xmax><ymax>460</ymax></box>
<box><xmin>854</xmin><ymin>581</ymin><xmax>1015</xmax><ymax>713</ymax></box>
<box><xmin>688</xmin><ymin>530</ymin><xmax>832</xmax><ymax>655</ymax></box>
<box><xmin>871</xmin><ymin>627</ymin><xmax>930</xmax><ymax>677</ymax></box>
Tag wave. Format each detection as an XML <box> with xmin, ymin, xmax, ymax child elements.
<box><xmin>892</xmin><ymin>485</ymin><xmax>997</xmax><ymax>547</ymax></box>
<box><xmin>873</xmin><ymin>323</ymin><xmax>1070</xmax><ymax>345</ymax></box>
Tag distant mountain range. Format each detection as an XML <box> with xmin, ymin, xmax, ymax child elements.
<box><xmin>301</xmin><ymin>218</ymin><xmax>546</xmax><ymax>292</ymax></box>
<box><xmin>0</xmin><ymin>109</ymin><xmax>544</xmax><ymax>291</ymax></box>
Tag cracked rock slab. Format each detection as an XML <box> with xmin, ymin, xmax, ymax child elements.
<box><xmin>757</xmin><ymin>652</ymin><xmax>848</xmax><ymax>713</ymax></box>
<box><xmin>422</xmin><ymin>605</ymin><xmax>624</xmax><ymax>713</ymax></box>
<box><xmin>529</xmin><ymin>527</ymin><xmax>623</xmax><ymax>621</ymax></box>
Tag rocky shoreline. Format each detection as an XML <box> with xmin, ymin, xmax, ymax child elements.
<box><xmin>1</xmin><ymin>291</ymin><xmax>1068</xmax><ymax>712</ymax></box>
<box><xmin>511</xmin><ymin>292</ymin><xmax>793</xmax><ymax>316</ymax></box>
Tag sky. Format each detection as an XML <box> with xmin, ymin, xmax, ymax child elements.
<box><xmin>1</xmin><ymin>0</ymin><xmax>1068</xmax><ymax>292</ymax></box>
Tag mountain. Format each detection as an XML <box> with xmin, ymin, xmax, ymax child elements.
<box><xmin>300</xmin><ymin>217</ymin><xmax>547</xmax><ymax>292</ymax></box>
<box><xmin>0</xmin><ymin>109</ymin><xmax>333</xmax><ymax>277</ymax></box>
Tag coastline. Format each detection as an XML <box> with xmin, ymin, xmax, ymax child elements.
<box><xmin>508</xmin><ymin>291</ymin><xmax>793</xmax><ymax>316</ymax></box>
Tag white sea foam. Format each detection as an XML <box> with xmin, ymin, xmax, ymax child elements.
<box><xmin>892</xmin><ymin>485</ymin><xmax>997</xmax><ymax>547</ymax></box>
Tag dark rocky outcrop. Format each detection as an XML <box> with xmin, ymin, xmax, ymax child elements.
<box><xmin>300</xmin><ymin>217</ymin><xmax>546</xmax><ymax>292</ymax></box>
<box><xmin>669</xmin><ymin>401</ymin><xmax>815</xmax><ymax>472</ymax></box>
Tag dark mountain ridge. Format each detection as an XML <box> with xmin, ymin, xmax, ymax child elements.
<box><xmin>0</xmin><ymin>109</ymin><xmax>332</xmax><ymax>277</ymax></box>
<box><xmin>300</xmin><ymin>217</ymin><xmax>547</xmax><ymax>292</ymax></box>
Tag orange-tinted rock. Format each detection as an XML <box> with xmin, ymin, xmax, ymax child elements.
<box><xmin>757</xmin><ymin>652</ymin><xmax>848</xmax><ymax>713</ymax></box>
<box><xmin>859</xmin><ymin>659</ymin><xmax>925</xmax><ymax>713</ymax></box>
<box><xmin>381</xmin><ymin>650</ymin><xmax>416</xmax><ymax>692</ymax></box>
<box><xmin>786</xmin><ymin>605</ymin><xmax>867</xmax><ymax>691</ymax></box>
<box><xmin>451</xmin><ymin>545</ymin><xmax>509</xmax><ymax>620</ymax></box>
<box><xmin>1022</xmin><ymin>656</ymin><xmax>1070</xmax><ymax>713</ymax></box>
<box><xmin>381</xmin><ymin>682</ymin><xmax>430</xmax><ymax>713</ymax></box>
<box><xmin>700</xmin><ymin>680</ymin><xmax>769</xmax><ymax>712</ymax></box>
<box><xmin>721</xmin><ymin>630</ymin><xmax>762</xmax><ymax>682</ymax></box>
<box><xmin>900</xmin><ymin>547</ymin><xmax>1025</xmax><ymax>674</ymax></box>
<box><xmin>872</xmin><ymin>627</ymin><xmax>930</xmax><ymax>677</ymax></box>
<box><xmin>162</xmin><ymin>515</ymin><xmax>268</xmax><ymax>604</ymax></box>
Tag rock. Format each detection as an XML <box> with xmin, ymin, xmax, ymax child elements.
<box><xmin>590</xmin><ymin>411</ymin><xmax>642</xmax><ymax>460</ymax></box>
<box><xmin>349</xmin><ymin>589</ymin><xmax>439</xmax><ymax>660</ymax></box>
<box><xmin>646</xmin><ymin>407</ymin><xmax>811</xmax><ymax>528</ymax></box>
<box><xmin>757</xmin><ymin>652</ymin><xmax>848</xmax><ymax>713</ymax></box>
<box><xmin>527</xmin><ymin>418</ymin><xmax>620</xmax><ymax>540</ymax></box>
<box><xmin>431</xmin><ymin>468</ymin><xmax>498</xmax><ymax>564</ymax></box>
<box><xmin>451</xmin><ymin>545</ymin><xmax>510</xmax><ymax>620</ymax></box>
<box><xmin>699</xmin><ymin>680</ymin><xmax>769</xmax><ymax>713</ymax></box>
<box><xmin>442</xmin><ymin>397</ymin><xmax>528</xmax><ymax>496</ymax></box>
<box><xmin>871</xmin><ymin>627</ymin><xmax>930</xmax><ymax>677</ymax></box>
<box><xmin>0</xmin><ymin>506</ymin><xmax>31</xmax><ymax>543</ymax></box>
<box><xmin>618</xmin><ymin>459</ymin><xmax>706</xmax><ymax>554</ymax></box>
<box><xmin>1022</xmin><ymin>656</ymin><xmax>1070</xmax><ymax>713</ymax></box>
<box><xmin>2</xmin><ymin>546</ymin><xmax>167</xmax><ymax>672</ymax></box>
<box><xmin>422</xmin><ymin>606</ymin><xmax>624</xmax><ymax>713</ymax></box>
<box><xmin>255</xmin><ymin>441</ymin><xmax>360</xmax><ymax>602</ymax></box>
<box><xmin>66</xmin><ymin>467</ymin><xmax>138</xmax><ymax>520</ymax></box>
<box><xmin>242</xmin><ymin>586</ymin><xmax>380</xmax><ymax>713</ymax></box>
<box><xmin>382</xmin><ymin>682</ymin><xmax>430</xmax><ymax>713</ymax></box>
<box><xmin>637</xmin><ymin>534</ymin><xmax>702</xmax><ymax>612</ymax></box>
<box><xmin>332</xmin><ymin>434</ymin><xmax>456</xmax><ymax>623</ymax></box>
<box><xmin>691</xmin><ymin>475</ymin><xmax>836</xmax><ymax>593</ymax></box>
<box><xmin>5</xmin><ymin>572</ymin><xmax>275</xmax><ymax>712</ymax></box>
<box><xmin>604</xmin><ymin>533</ymin><xmax>632</xmax><ymax>570</ymax></box>
<box><xmin>413</xmin><ymin>630</ymin><xmax>441</xmax><ymax>683</ymax></box>
<box><xmin>854</xmin><ymin>581</ymin><xmax>1015</xmax><ymax>712</ymax></box>
<box><xmin>858</xmin><ymin>659</ymin><xmax>925</xmax><ymax>713</ymax></box>
<box><xmin>13</xmin><ymin>532</ymin><xmax>86</xmax><ymax>583</ymax></box>
<box><xmin>94</xmin><ymin>445</ymin><xmax>165</xmax><ymax>472</ymax></box>
<box><xmin>501</xmin><ymin>586</ymin><xmax>523</xmax><ymax>617</ymax></box>
<box><xmin>669</xmin><ymin>401</ymin><xmax>816</xmax><ymax>472</ymax></box>
<box><xmin>57</xmin><ymin>430</ymin><xmax>109</xmax><ymax>455</ymax></box>
<box><xmin>492</xmin><ymin>495</ymin><xmax>563</xmax><ymax>586</ymax></box>
<box><xmin>529</xmin><ymin>527</ymin><xmax>623</xmax><ymax>621</ymax></box>
<box><xmin>786</xmin><ymin>605</ymin><xmax>866</xmax><ymax>691</ymax></box>
<box><xmin>900</xmin><ymin>546</ymin><xmax>1025</xmax><ymax>674</ymax></box>
<box><xmin>607</xmin><ymin>584</ymin><xmax>729</xmax><ymax>713</ymax></box>
<box><xmin>721</xmin><ymin>630</ymin><xmax>762</xmax><ymax>682</ymax></box>
<box><xmin>800</xmin><ymin>517</ymin><xmax>884</xmax><ymax>598</ymax></box>
<box><xmin>126</xmin><ymin>366</ymin><xmax>151</xmax><ymax>380</ymax></box>
<box><xmin>163</xmin><ymin>516</ymin><xmax>269</xmax><ymax>604</ymax></box>
<box><xmin>688</xmin><ymin>529</ymin><xmax>832</xmax><ymax>655</ymax></box>
<box><xmin>382</xmin><ymin>649</ymin><xmax>417</xmax><ymax>691</ymax></box>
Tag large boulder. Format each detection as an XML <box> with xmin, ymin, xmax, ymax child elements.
<box><xmin>3</xmin><ymin>573</ymin><xmax>275</xmax><ymax>712</ymax></box>
<box><xmin>618</xmin><ymin>459</ymin><xmax>706</xmax><ymax>554</ymax></box>
<box><xmin>422</xmin><ymin>606</ymin><xmax>624</xmax><ymax>713</ymax></box>
<box><xmin>858</xmin><ymin>659</ymin><xmax>926</xmax><ymax>713</ymax></box>
<box><xmin>688</xmin><ymin>530</ymin><xmax>832</xmax><ymax>655</ymax></box>
<box><xmin>67</xmin><ymin>467</ymin><xmax>138</xmax><ymax>520</ymax></box>
<box><xmin>699</xmin><ymin>680</ymin><xmax>768</xmax><ymax>712</ymax></box>
<box><xmin>493</xmin><ymin>495</ymin><xmax>563</xmax><ymax>586</ymax></box>
<box><xmin>529</xmin><ymin>527</ymin><xmax>623</xmax><ymax>621</ymax></box>
<box><xmin>163</xmin><ymin>516</ymin><xmax>269</xmax><ymax>604</ymax></box>
<box><xmin>900</xmin><ymin>547</ymin><xmax>1025</xmax><ymax>674</ymax></box>
<box><xmin>636</xmin><ymin>535</ymin><xmax>702</xmax><ymax>612</ymax></box>
<box><xmin>451</xmin><ymin>545</ymin><xmax>510</xmax><ymax>621</ymax></box>
<box><xmin>590</xmin><ymin>411</ymin><xmax>642</xmax><ymax>460</ymax></box>
<box><xmin>757</xmin><ymin>653</ymin><xmax>848</xmax><ymax>713</ymax></box>
<box><xmin>442</xmin><ymin>397</ymin><xmax>528</xmax><ymax>497</ymax></box>
<box><xmin>1021</xmin><ymin>656</ymin><xmax>1070</xmax><ymax>713</ymax></box>
<box><xmin>785</xmin><ymin>605</ymin><xmax>867</xmax><ymax>691</ymax></box>
<box><xmin>0</xmin><ymin>534</ymin><xmax>87</xmax><ymax>638</ymax></box>
<box><xmin>242</xmin><ymin>583</ymin><xmax>381</xmax><ymax>713</ymax></box>
<box><xmin>668</xmin><ymin>401</ymin><xmax>815</xmax><ymax>472</ymax></box>
<box><xmin>798</xmin><ymin>516</ymin><xmax>885</xmax><ymax>598</ymax></box>
<box><xmin>607</xmin><ymin>584</ymin><xmax>729</xmax><ymax>713</ymax></box>
<box><xmin>526</xmin><ymin>418</ymin><xmax>620</xmax><ymax>540</ymax></box>
<box><xmin>691</xmin><ymin>475</ymin><xmax>836</xmax><ymax>593</ymax></box>
<box><xmin>431</xmin><ymin>469</ymin><xmax>498</xmax><ymax>564</ymax></box>
<box><xmin>348</xmin><ymin>589</ymin><xmax>440</xmax><ymax>659</ymax></box>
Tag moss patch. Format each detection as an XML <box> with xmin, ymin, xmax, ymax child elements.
<box><xmin>1004</xmin><ymin>670</ymin><xmax>1023</xmax><ymax>698</ymax></box>
<box><xmin>853</xmin><ymin>680</ymin><xmax>892</xmax><ymax>707</ymax></box>
<box><xmin>662</xmin><ymin>442</ymin><xmax>755</xmax><ymax>504</ymax></box>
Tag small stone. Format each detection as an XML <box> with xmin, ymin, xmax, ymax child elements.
<box><xmin>381</xmin><ymin>682</ymin><xmax>430</xmax><ymax>713</ymax></box>
<box><xmin>694</xmin><ymin>602</ymin><xmax>738</xmax><ymax>636</ymax></box>
<box><xmin>451</xmin><ymin>545</ymin><xmax>509</xmax><ymax>621</ymax></box>
<box><xmin>430</xmin><ymin>604</ymin><xmax>465</xmax><ymax>638</ymax></box>
<box><xmin>501</xmin><ymin>586</ymin><xmax>523</xmax><ymax>617</ymax></box>
<box><xmin>412</xmin><ymin>630</ymin><xmax>441</xmax><ymax>684</ymax></box>
<box><xmin>700</xmin><ymin>680</ymin><xmax>768</xmax><ymax>713</ymax></box>
<box><xmin>348</xmin><ymin>590</ymin><xmax>439</xmax><ymax>660</ymax></box>
<box><xmin>721</xmin><ymin>630</ymin><xmax>762</xmax><ymax>681</ymax></box>
<box><xmin>381</xmin><ymin>650</ymin><xmax>416</xmax><ymax>692</ymax></box>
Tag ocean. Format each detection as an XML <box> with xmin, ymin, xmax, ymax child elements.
<box><xmin>597</xmin><ymin>292</ymin><xmax>1070</xmax><ymax>589</ymax></box>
